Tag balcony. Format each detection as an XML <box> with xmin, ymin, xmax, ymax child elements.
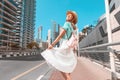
<box><xmin>0</xmin><ymin>15</ymin><xmax>15</xmax><ymax>24</ymax></box>
<box><xmin>0</xmin><ymin>2</ymin><xmax>18</xmax><ymax>15</ymax></box>
<box><xmin>0</xmin><ymin>39</ymin><xmax>17</xmax><ymax>44</ymax></box>
<box><xmin>0</xmin><ymin>8</ymin><xmax>18</xmax><ymax>21</ymax></box>
<box><xmin>0</xmin><ymin>21</ymin><xmax>16</xmax><ymax>29</ymax></box>
<box><xmin>0</xmin><ymin>28</ymin><xmax>15</xmax><ymax>34</ymax></box>
<box><xmin>0</xmin><ymin>33</ymin><xmax>16</xmax><ymax>38</ymax></box>
<box><xmin>3</xmin><ymin>0</ymin><xmax>17</xmax><ymax>10</ymax></box>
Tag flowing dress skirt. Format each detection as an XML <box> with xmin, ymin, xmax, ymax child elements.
<box><xmin>41</xmin><ymin>39</ymin><xmax>77</xmax><ymax>73</ymax></box>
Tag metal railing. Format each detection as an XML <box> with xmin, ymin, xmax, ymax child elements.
<box><xmin>79</xmin><ymin>41</ymin><xmax>120</xmax><ymax>80</ymax></box>
<box><xmin>0</xmin><ymin>49</ymin><xmax>42</xmax><ymax>57</ymax></box>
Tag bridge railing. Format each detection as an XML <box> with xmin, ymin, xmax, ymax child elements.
<box><xmin>79</xmin><ymin>41</ymin><xmax>120</xmax><ymax>80</ymax></box>
<box><xmin>0</xmin><ymin>49</ymin><xmax>42</xmax><ymax>58</ymax></box>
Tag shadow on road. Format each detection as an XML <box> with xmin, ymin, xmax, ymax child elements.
<box><xmin>0</xmin><ymin>54</ymin><xmax>44</xmax><ymax>61</ymax></box>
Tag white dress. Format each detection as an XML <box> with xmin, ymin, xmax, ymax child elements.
<box><xmin>41</xmin><ymin>39</ymin><xmax>77</xmax><ymax>73</ymax></box>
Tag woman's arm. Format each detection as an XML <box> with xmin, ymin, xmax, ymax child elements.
<box><xmin>48</xmin><ymin>28</ymin><xmax>66</xmax><ymax>49</ymax></box>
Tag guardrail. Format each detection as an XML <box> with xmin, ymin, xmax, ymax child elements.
<box><xmin>0</xmin><ymin>49</ymin><xmax>42</xmax><ymax>58</ymax></box>
<box><xmin>79</xmin><ymin>41</ymin><xmax>120</xmax><ymax>80</ymax></box>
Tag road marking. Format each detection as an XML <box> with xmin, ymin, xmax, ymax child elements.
<box><xmin>36</xmin><ymin>68</ymin><xmax>52</xmax><ymax>80</ymax></box>
<box><xmin>11</xmin><ymin>61</ymin><xmax>46</xmax><ymax>80</ymax></box>
<box><xmin>36</xmin><ymin>75</ymin><xmax>44</xmax><ymax>80</ymax></box>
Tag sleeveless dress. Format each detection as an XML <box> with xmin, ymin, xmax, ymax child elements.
<box><xmin>41</xmin><ymin>22</ymin><xmax>77</xmax><ymax>73</ymax></box>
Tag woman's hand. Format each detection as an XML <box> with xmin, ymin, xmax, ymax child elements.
<box><xmin>47</xmin><ymin>44</ymin><xmax>53</xmax><ymax>49</ymax></box>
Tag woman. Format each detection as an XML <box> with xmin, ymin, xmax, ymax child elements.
<box><xmin>41</xmin><ymin>10</ymin><xmax>78</xmax><ymax>80</ymax></box>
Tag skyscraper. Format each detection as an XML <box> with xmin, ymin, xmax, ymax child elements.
<box><xmin>22</xmin><ymin>0</ymin><xmax>36</xmax><ymax>48</ymax></box>
<box><xmin>51</xmin><ymin>21</ymin><xmax>60</xmax><ymax>47</ymax></box>
<box><xmin>14</xmin><ymin>0</ymin><xmax>23</xmax><ymax>48</ymax></box>
<box><xmin>0</xmin><ymin>0</ymin><xmax>19</xmax><ymax>49</ymax></box>
<box><xmin>0</xmin><ymin>0</ymin><xmax>36</xmax><ymax>49</ymax></box>
<box><xmin>38</xmin><ymin>26</ymin><xmax>42</xmax><ymax>40</ymax></box>
<box><xmin>47</xmin><ymin>29</ymin><xmax>51</xmax><ymax>46</ymax></box>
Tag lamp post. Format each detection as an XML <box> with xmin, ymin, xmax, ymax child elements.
<box><xmin>104</xmin><ymin>0</ymin><xmax>117</xmax><ymax>80</ymax></box>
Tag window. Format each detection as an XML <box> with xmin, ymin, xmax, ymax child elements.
<box><xmin>109</xmin><ymin>0</ymin><xmax>112</xmax><ymax>4</ymax></box>
<box><xmin>99</xmin><ymin>26</ymin><xmax>107</xmax><ymax>37</ymax></box>
<box><xmin>114</xmin><ymin>11</ymin><xmax>120</xmax><ymax>25</ymax></box>
<box><xmin>97</xmin><ymin>40</ymin><xmax>103</xmax><ymax>45</ymax></box>
<box><xmin>110</xmin><ymin>4</ymin><xmax>115</xmax><ymax>13</ymax></box>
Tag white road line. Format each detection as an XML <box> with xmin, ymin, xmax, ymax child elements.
<box><xmin>36</xmin><ymin>75</ymin><xmax>44</xmax><ymax>80</ymax></box>
<box><xmin>11</xmin><ymin>61</ymin><xmax>46</xmax><ymax>80</ymax></box>
<box><xmin>36</xmin><ymin>68</ymin><xmax>52</xmax><ymax>80</ymax></box>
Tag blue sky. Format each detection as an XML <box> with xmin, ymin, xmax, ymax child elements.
<box><xmin>35</xmin><ymin>0</ymin><xmax>105</xmax><ymax>41</ymax></box>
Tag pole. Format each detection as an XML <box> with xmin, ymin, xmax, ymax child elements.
<box><xmin>104</xmin><ymin>0</ymin><xmax>117</xmax><ymax>80</ymax></box>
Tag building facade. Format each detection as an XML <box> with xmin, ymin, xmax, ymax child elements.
<box><xmin>79</xmin><ymin>0</ymin><xmax>120</xmax><ymax>52</ymax></box>
<box><xmin>0</xmin><ymin>0</ymin><xmax>36</xmax><ymax>49</ymax></box>
<box><xmin>79</xmin><ymin>0</ymin><xmax>120</xmax><ymax>73</ymax></box>
<box><xmin>0</xmin><ymin>0</ymin><xmax>19</xmax><ymax>49</ymax></box>
<box><xmin>22</xmin><ymin>0</ymin><xmax>36</xmax><ymax>48</ymax></box>
<box><xmin>51</xmin><ymin>21</ymin><xmax>60</xmax><ymax>47</ymax></box>
<box><xmin>109</xmin><ymin>0</ymin><xmax>120</xmax><ymax>51</ymax></box>
<box><xmin>14</xmin><ymin>0</ymin><xmax>23</xmax><ymax>48</ymax></box>
<box><xmin>47</xmin><ymin>29</ymin><xmax>51</xmax><ymax>46</ymax></box>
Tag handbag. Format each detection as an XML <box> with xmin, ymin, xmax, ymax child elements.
<box><xmin>66</xmin><ymin>31</ymin><xmax>78</xmax><ymax>48</ymax></box>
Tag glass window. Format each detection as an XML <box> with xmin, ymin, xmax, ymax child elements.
<box><xmin>114</xmin><ymin>11</ymin><xmax>120</xmax><ymax>25</ymax></box>
<box><xmin>109</xmin><ymin>0</ymin><xmax>112</xmax><ymax>4</ymax></box>
<box><xmin>99</xmin><ymin>26</ymin><xmax>107</xmax><ymax>37</ymax></box>
<box><xmin>110</xmin><ymin>4</ymin><xmax>115</xmax><ymax>13</ymax></box>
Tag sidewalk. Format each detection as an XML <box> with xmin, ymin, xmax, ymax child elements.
<box><xmin>49</xmin><ymin>57</ymin><xmax>111</xmax><ymax>80</ymax></box>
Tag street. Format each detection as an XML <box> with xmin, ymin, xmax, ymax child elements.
<box><xmin>0</xmin><ymin>54</ymin><xmax>52</xmax><ymax>80</ymax></box>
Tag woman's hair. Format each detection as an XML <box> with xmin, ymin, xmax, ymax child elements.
<box><xmin>66</xmin><ymin>11</ymin><xmax>78</xmax><ymax>25</ymax></box>
<box><xmin>71</xmin><ymin>23</ymin><xmax>77</xmax><ymax>30</ymax></box>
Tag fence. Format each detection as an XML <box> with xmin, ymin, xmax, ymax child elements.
<box><xmin>79</xmin><ymin>41</ymin><xmax>120</xmax><ymax>80</ymax></box>
<box><xmin>0</xmin><ymin>49</ymin><xmax>42</xmax><ymax>58</ymax></box>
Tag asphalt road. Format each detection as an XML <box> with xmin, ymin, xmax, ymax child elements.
<box><xmin>0</xmin><ymin>54</ymin><xmax>53</xmax><ymax>80</ymax></box>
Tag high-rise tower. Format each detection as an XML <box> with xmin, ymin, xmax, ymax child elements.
<box><xmin>22</xmin><ymin>0</ymin><xmax>36</xmax><ymax>48</ymax></box>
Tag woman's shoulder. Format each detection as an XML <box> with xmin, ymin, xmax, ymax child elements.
<box><xmin>63</xmin><ymin>22</ymin><xmax>71</xmax><ymax>29</ymax></box>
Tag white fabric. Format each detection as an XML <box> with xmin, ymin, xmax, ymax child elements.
<box><xmin>41</xmin><ymin>40</ymin><xmax>77</xmax><ymax>73</ymax></box>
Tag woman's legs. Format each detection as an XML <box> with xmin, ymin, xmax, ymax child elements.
<box><xmin>60</xmin><ymin>71</ymin><xmax>72</xmax><ymax>80</ymax></box>
<box><xmin>60</xmin><ymin>71</ymin><xmax>66</xmax><ymax>79</ymax></box>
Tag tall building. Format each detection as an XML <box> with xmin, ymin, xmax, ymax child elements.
<box><xmin>0</xmin><ymin>0</ymin><xmax>19</xmax><ymax>49</ymax></box>
<box><xmin>51</xmin><ymin>21</ymin><xmax>60</xmax><ymax>47</ymax></box>
<box><xmin>14</xmin><ymin>0</ymin><xmax>23</xmax><ymax>48</ymax></box>
<box><xmin>22</xmin><ymin>0</ymin><xmax>36</xmax><ymax>48</ymax></box>
<box><xmin>47</xmin><ymin>29</ymin><xmax>51</xmax><ymax>46</ymax></box>
<box><xmin>51</xmin><ymin>21</ymin><xmax>56</xmax><ymax>42</ymax></box>
<box><xmin>36</xmin><ymin>26</ymin><xmax>42</xmax><ymax>44</ymax></box>
<box><xmin>0</xmin><ymin>0</ymin><xmax>36</xmax><ymax>49</ymax></box>
<box><xmin>38</xmin><ymin>26</ymin><xmax>42</xmax><ymax>41</ymax></box>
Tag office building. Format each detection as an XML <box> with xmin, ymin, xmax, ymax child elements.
<box><xmin>22</xmin><ymin>0</ymin><xmax>36</xmax><ymax>48</ymax></box>
<box><xmin>0</xmin><ymin>0</ymin><xmax>19</xmax><ymax>49</ymax></box>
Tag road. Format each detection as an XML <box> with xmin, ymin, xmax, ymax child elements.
<box><xmin>0</xmin><ymin>54</ymin><xmax>52</xmax><ymax>80</ymax></box>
